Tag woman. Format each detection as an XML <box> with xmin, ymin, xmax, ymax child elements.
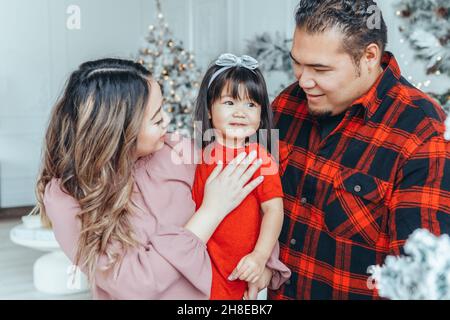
<box><xmin>33</xmin><ymin>58</ymin><xmax>290</xmax><ymax>299</ymax></box>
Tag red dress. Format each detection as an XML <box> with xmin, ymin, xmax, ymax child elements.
<box><xmin>192</xmin><ymin>142</ymin><xmax>283</xmax><ymax>300</ymax></box>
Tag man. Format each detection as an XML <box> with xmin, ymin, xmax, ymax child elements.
<box><xmin>269</xmin><ymin>0</ymin><xmax>450</xmax><ymax>300</ymax></box>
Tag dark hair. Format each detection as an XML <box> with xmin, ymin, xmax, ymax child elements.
<box><xmin>194</xmin><ymin>62</ymin><xmax>274</xmax><ymax>153</ymax></box>
<box><xmin>295</xmin><ymin>0</ymin><xmax>388</xmax><ymax>64</ymax></box>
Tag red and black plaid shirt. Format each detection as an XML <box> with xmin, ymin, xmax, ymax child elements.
<box><xmin>268</xmin><ymin>52</ymin><xmax>450</xmax><ymax>300</ymax></box>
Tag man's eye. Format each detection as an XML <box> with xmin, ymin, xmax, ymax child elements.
<box><xmin>315</xmin><ymin>69</ymin><xmax>328</xmax><ymax>73</ymax></box>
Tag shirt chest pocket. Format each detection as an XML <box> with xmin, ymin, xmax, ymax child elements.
<box><xmin>323</xmin><ymin>168</ymin><xmax>391</xmax><ymax>246</ymax></box>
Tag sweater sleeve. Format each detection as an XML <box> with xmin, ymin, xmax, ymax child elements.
<box><xmin>44</xmin><ymin>178</ymin><xmax>211</xmax><ymax>300</ymax></box>
<box><xmin>266</xmin><ymin>241</ymin><xmax>292</xmax><ymax>290</ymax></box>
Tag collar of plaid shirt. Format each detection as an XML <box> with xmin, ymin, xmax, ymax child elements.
<box><xmin>351</xmin><ymin>51</ymin><xmax>402</xmax><ymax>124</ymax></box>
<box><xmin>269</xmin><ymin>51</ymin><xmax>450</xmax><ymax>300</ymax></box>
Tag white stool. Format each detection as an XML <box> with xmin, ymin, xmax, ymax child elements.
<box><xmin>9</xmin><ymin>216</ymin><xmax>89</xmax><ymax>295</ymax></box>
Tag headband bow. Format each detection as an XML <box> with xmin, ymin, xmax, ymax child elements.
<box><xmin>208</xmin><ymin>53</ymin><xmax>259</xmax><ymax>88</ymax></box>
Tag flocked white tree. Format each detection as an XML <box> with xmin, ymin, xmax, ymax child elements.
<box><xmin>395</xmin><ymin>0</ymin><xmax>450</xmax><ymax>115</ymax></box>
<box><xmin>246</xmin><ymin>32</ymin><xmax>294</xmax><ymax>99</ymax></box>
<box><xmin>368</xmin><ymin>229</ymin><xmax>450</xmax><ymax>300</ymax></box>
<box><xmin>137</xmin><ymin>0</ymin><xmax>202</xmax><ymax>136</ymax></box>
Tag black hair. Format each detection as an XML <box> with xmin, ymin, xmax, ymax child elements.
<box><xmin>295</xmin><ymin>0</ymin><xmax>388</xmax><ymax>65</ymax></box>
<box><xmin>194</xmin><ymin>62</ymin><xmax>274</xmax><ymax>153</ymax></box>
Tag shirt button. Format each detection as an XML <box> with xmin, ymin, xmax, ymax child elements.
<box><xmin>354</xmin><ymin>185</ymin><xmax>362</xmax><ymax>193</ymax></box>
<box><xmin>290</xmin><ymin>238</ymin><xmax>297</xmax><ymax>246</ymax></box>
<box><xmin>301</xmin><ymin>197</ymin><xmax>307</xmax><ymax>204</ymax></box>
<box><xmin>286</xmin><ymin>280</ymin><xmax>291</xmax><ymax>286</ymax></box>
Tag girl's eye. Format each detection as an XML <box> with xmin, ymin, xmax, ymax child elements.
<box><xmin>223</xmin><ymin>101</ymin><xmax>234</xmax><ymax>106</ymax></box>
<box><xmin>247</xmin><ymin>103</ymin><xmax>257</xmax><ymax>108</ymax></box>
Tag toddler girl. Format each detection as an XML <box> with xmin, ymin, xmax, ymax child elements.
<box><xmin>192</xmin><ymin>53</ymin><xmax>285</xmax><ymax>300</ymax></box>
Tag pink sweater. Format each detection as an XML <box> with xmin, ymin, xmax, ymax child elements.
<box><xmin>43</xmin><ymin>134</ymin><xmax>290</xmax><ymax>299</ymax></box>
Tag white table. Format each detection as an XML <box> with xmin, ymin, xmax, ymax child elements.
<box><xmin>9</xmin><ymin>221</ymin><xmax>89</xmax><ymax>295</ymax></box>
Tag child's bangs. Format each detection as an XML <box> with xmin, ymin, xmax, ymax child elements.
<box><xmin>210</xmin><ymin>69</ymin><xmax>266</xmax><ymax>106</ymax></box>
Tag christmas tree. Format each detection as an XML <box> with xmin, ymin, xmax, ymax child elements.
<box><xmin>137</xmin><ymin>0</ymin><xmax>201</xmax><ymax>136</ymax></box>
<box><xmin>395</xmin><ymin>0</ymin><xmax>450</xmax><ymax>114</ymax></box>
<box><xmin>247</xmin><ymin>32</ymin><xmax>294</xmax><ymax>99</ymax></box>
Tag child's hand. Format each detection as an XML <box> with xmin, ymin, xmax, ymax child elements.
<box><xmin>243</xmin><ymin>267</ymin><xmax>273</xmax><ymax>300</ymax></box>
<box><xmin>228</xmin><ymin>251</ymin><xmax>268</xmax><ymax>283</ymax></box>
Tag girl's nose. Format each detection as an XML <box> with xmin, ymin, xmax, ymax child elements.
<box><xmin>232</xmin><ymin>104</ymin><xmax>247</xmax><ymax>117</ymax></box>
<box><xmin>232</xmin><ymin>110</ymin><xmax>245</xmax><ymax>118</ymax></box>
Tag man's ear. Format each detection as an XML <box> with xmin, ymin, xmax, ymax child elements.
<box><xmin>364</xmin><ymin>43</ymin><xmax>382</xmax><ymax>72</ymax></box>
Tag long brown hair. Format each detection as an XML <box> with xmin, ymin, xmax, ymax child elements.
<box><xmin>32</xmin><ymin>58</ymin><xmax>152</xmax><ymax>283</ymax></box>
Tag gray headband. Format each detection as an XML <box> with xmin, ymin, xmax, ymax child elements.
<box><xmin>207</xmin><ymin>53</ymin><xmax>259</xmax><ymax>88</ymax></box>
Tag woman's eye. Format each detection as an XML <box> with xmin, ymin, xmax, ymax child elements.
<box><xmin>154</xmin><ymin>118</ymin><xmax>163</xmax><ymax>126</ymax></box>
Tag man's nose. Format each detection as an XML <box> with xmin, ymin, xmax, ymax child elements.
<box><xmin>299</xmin><ymin>71</ymin><xmax>316</xmax><ymax>90</ymax></box>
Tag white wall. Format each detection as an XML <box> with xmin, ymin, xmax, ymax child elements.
<box><xmin>0</xmin><ymin>0</ymin><xmax>154</xmax><ymax>207</ymax></box>
<box><xmin>1</xmin><ymin>0</ymin><xmax>448</xmax><ymax>208</ymax></box>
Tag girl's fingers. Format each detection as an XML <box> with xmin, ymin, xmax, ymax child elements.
<box><xmin>239</xmin><ymin>267</ymin><xmax>254</xmax><ymax>281</ymax></box>
<box><xmin>246</xmin><ymin>274</ymin><xmax>257</xmax><ymax>283</ymax></box>
<box><xmin>230</xmin><ymin>263</ymin><xmax>249</xmax><ymax>281</ymax></box>
<box><xmin>228</xmin><ymin>259</ymin><xmax>245</xmax><ymax>281</ymax></box>
<box><xmin>249</xmin><ymin>275</ymin><xmax>260</xmax><ymax>284</ymax></box>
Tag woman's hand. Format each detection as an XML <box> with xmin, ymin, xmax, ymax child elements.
<box><xmin>185</xmin><ymin>151</ymin><xmax>264</xmax><ymax>243</ymax></box>
<box><xmin>243</xmin><ymin>267</ymin><xmax>273</xmax><ymax>300</ymax></box>
<box><xmin>201</xmin><ymin>150</ymin><xmax>263</xmax><ymax>220</ymax></box>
